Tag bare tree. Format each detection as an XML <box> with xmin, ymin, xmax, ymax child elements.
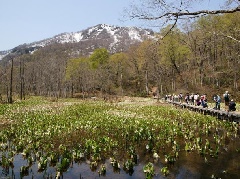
<box><xmin>126</xmin><ymin>0</ymin><xmax>240</xmax><ymax>37</ymax></box>
<box><xmin>8</xmin><ymin>56</ymin><xmax>14</xmax><ymax>103</ymax></box>
<box><xmin>19</xmin><ymin>56</ymin><xmax>25</xmax><ymax>100</ymax></box>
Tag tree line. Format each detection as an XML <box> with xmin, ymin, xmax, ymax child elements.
<box><xmin>0</xmin><ymin>13</ymin><xmax>239</xmax><ymax>103</ymax></box>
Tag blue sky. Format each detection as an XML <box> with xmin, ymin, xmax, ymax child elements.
<box><xmin>0</xmin><ymin>0</ymin><xmax>229</xmax><ymax>51</ymax></box>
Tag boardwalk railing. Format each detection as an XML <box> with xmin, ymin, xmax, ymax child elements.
<box><xmin>166</xmin><ymin>100</ymin><xmax>240</xmax><ymax>123</ymax></box>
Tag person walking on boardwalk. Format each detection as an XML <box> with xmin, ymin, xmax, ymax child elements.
<box><xmin>200</xmin><ymin>95</ymin><xmax>208</xmax><ymax>108</ymax></box>
<box><xmin>223</xmin><ymin>91</ymin><xmax>230</xmax><ymax>111</ymax></box>
<box><xmin>229</xmin><ymin>99</ymin><xmax>236</xmax><ymax>111</ymax></box>
<box><xmin>185</xmin><ymin>93</ymin><xmax>190</xmax><ymax>104</ymax></box>
<box><xmin>194</xmin><ymin>93</ymin><xmax>199</xmax><ymax>106</ymax></box>
<box><xmin>214</xmin><ymin>95</ymin><xmax>221</xmax><ymax>110</ymax></box>
<box><xmin>189</xmin><ymin>93</ymin><xmax>194</xmax><ymax>105</ymax></box>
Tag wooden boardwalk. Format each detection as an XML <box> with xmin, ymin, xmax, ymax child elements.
<box><xmin>167</xmin><ymin>100</ymin><xmax>240</xmax><ymax>123</ymax></box>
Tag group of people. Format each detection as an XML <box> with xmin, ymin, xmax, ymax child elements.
<box><xmin>165</xmin><ymin>93</ymin><xmax>208</xmax><ymax>108</ymax></box>
<box><xmin>214</xmin><ymin>91</ymin><xmax>236</xmax><ymax>111</ymax></box>
<box><xmin>165</xmin><ymin>91</ymin><xmax>237</xmax><ymax>112</ymax></box>
<box><xmin>185</xmin><ymin>93</ymin><xmax>208</xmax><ymax>108</ymax></box>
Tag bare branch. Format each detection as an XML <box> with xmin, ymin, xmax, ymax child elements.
<box><xmin>217</xmin><ymin>31</ymin><xmax>240</xmax><ymax>43</ymax></box>
<box><xmin>160</xmin><ymin>17</ymin><xmax>178</xmax><ymax>39</ymax></box>
<box><xmin>137</xmin><ymin>6</ymin><xmax>240</xmax><ymax>20</ymax></box>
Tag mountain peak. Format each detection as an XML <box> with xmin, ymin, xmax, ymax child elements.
<box><xmin>0</xmin><ymin>24</ymin><xmax>155</xmax><ymax>60</ymax></box>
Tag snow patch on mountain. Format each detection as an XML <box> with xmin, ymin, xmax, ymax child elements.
<box><xmin>0</xmin><ymin>50</ymin><xmax>11</xmax><ymax>60</ymax></box>
<box><xmin>73</xmin><ymin>32</ymin><xmax>83</xmax><ymax>42</ymax></box>
<box><xmin>128</xmin><ymin>27</ymin><xmax>142</xmax><ymax>41</ymax></box>
<box><xmin>0</xmin><ymin>24</ymin><xmax>156</xmax><ymax>59</ymax></box>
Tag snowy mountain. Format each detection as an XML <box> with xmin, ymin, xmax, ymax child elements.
<box><xmin>0</xmin><ymin>50</ymin><xmax>11</xmax><ymax>60</ymax></box>
<box><xmin>0</xmin><ymin>24</ymin><xmax>155</xmax><ymax>60</ymax></box>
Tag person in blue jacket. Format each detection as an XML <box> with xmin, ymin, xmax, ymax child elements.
<box><xmin>214</xmin><ymin>95</ymin><xmax>221</xmax><ymax>110</ymax></box>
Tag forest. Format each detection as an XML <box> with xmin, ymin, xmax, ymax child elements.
<box><xmin>0</xmin><ymin>13</ymin><xmax>239</xmax><ymax>103</ymax></box>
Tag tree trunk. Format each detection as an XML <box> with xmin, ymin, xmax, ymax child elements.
<box><xmin>145</xmin><ymin>70</ymin><xmax>149</xmax><ymax>95</ymax></box>
<box><xmin>120</xmin><ymin>72</ymin><xmax>123</xmax><ymax>97</ymax></box>
<box><xmin>20</xmin><ymin>58</ymin><xmax>25</xmax><ymax>100</ymax></box>
<box><xmin>8</xmin><ymin>57</ymin><xmax>14</xmax><ymax>103</ymax></box>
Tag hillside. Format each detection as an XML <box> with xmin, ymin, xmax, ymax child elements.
<box><xmin>0</xmin><ymin>24</ymin><xmax>155</xmax><ymax>60</ymax></box>
<box><xmin>0</xmin><ymin>13</ymin><xmax>239</xmax><ymax>102</ymax></box>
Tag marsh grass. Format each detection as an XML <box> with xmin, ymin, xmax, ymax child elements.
<box><xmin>0</xmin><ymin>96</ymin><xmax>239</xmax><ymax>178</ymax></box>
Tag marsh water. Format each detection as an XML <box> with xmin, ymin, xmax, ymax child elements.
<box><xmin>1</xmin><ymin>98</ymin><xmax>240</xmax><ymax>179</ymax></box>
<box><xmin>1</xmin><ymin>141</ymin><xmax>239</xmax><ymax>179</ymax></box>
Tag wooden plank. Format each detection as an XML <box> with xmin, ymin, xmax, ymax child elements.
<box><xmin>166</xmin><ymin>100</ymin><xmax>240</xmax><ymax>123</ymax></box>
